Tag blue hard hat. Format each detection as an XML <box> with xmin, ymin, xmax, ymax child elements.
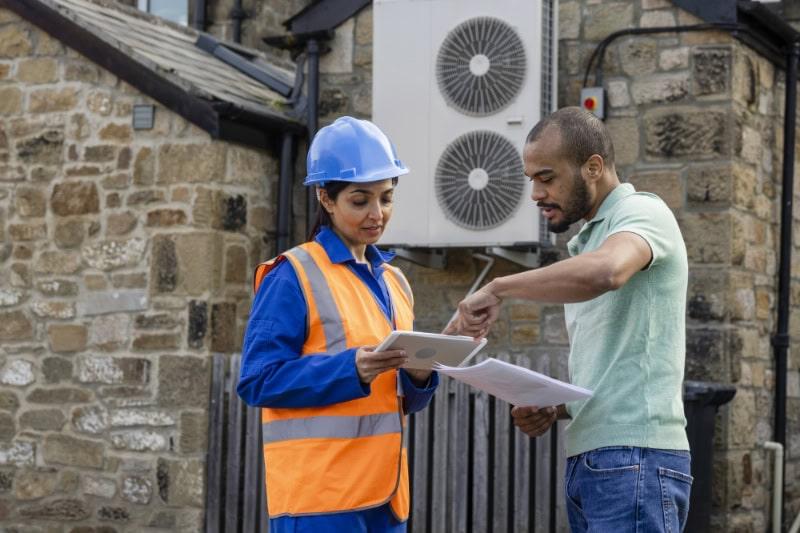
<box><xmin>304</xmin><ymin>116</ymin><xmax>409</xmax><ymax>186</ymax></box>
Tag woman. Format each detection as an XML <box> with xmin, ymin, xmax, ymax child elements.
<box><xmin>238</xmin><ymin>116</ymin><xmax>438</xmax><ymax>532</ymax></box>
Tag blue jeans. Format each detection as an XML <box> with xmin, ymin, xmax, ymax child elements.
<box><xmin>566</xmin><ymin>446</ymin><xmax>693</xmax><ymax>533</ymax></box>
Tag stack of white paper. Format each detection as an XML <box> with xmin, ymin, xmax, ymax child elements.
<box><xmin>434</xmin><ymin>358</ymin><xmax>592</xmax><ymax>407</ymax></box>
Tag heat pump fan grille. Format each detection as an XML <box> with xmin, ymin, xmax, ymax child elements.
<box><xmin>435</xmin><ymin>131</ymin><xmax>525</xmax><ymax>230</ymax></box>
<box><xmin>436</xmin><ymin>17</ymin><xmax>526</xmax><ymax>116</ymax></box>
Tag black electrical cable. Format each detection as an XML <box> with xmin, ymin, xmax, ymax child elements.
<box><xmin>582</xmin><ymin>23</ymin><xmax>745</xmax><ymax>88</ymax></box>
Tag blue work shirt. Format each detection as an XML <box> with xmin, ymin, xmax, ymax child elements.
<box><xmin>237</xmin><ymin>226</ymin><xmax>438</xmax><ymax>414</ymax></box>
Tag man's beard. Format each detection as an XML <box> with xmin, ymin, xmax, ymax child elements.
<box><xmin>543</xmin><ymin>171</ymin><xmax>592</xmax><ymax>234</ymax></box>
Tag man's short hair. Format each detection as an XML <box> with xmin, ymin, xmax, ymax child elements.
<box><xmin>526</xmin><ymin>106</ymin><xmax>615</xmax><ymax>169</ymax></box>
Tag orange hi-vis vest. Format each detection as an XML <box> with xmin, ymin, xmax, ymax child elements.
<box><xmin>253</xmin><ymin>241</ymin><xmax>415</xmax><ymax>520</ymax></box>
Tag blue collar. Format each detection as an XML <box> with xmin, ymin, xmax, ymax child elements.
<box><xmin>315</xmin><ymin>226</ymin><xmax>396</xmax><ymax>269</ymax></box>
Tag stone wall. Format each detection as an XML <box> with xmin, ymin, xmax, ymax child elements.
<box><xmin>0</xmin><ymin>8</ymin><xmax>278</xmax><ymax>530</ymax></box>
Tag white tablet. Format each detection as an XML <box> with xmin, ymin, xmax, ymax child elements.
<box><xmin>375</xmin><ymin>330</ymin><xmax>487</xmax><ymax>370</ymax></box>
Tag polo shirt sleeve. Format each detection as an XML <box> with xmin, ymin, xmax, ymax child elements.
<box><xmin>237</xmin><ymin>260</ymin><xmax>370</xmax><ymax>408</ymax></box>
<box><xmin>605</xmin><ymin>193</ymin><xmax>677</xmax><ymax>270</ymax></box>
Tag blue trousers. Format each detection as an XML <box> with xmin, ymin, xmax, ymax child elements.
<box><xmin>268</xmin><ymin>503</ymin><xmax>406</xmax><ymax>533</ymax></box>
<box><xmin>566</xmin><ymin>446</ymin><xmax>693</xmax><ymax>533</ymax></box>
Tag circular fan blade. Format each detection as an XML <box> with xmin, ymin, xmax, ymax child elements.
<box><xmin>436</xmin><ymin>17</ymin><xmax>527</xmax><ymax>116</ymax></box>
<box><xmin>435</xmin><ymin>131</ymin><xmax>525</xmax><ymax>230</ymax></box>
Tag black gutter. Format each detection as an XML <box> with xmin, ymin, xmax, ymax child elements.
<box><xmin>277</xmin><ymin>132</ymin><xmax>295</xmax><ymax>253</ymax></box>
<box><xmin>283</xmin><ymin>0</ymin><xmax>371</xmax><ymax>34</ymax></box>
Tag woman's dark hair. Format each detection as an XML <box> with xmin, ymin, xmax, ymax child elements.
<box><xmin>306</xmin><ymin>177</ymin><xmax>399</xmax><ymax>241</ymax></box>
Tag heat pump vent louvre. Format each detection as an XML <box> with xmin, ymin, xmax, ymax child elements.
<box><xmin>435</xmin><ymin>130</ymin><xmax>524</xmax><ymax>230</ymax></box>
<box><xmin>435</xmin><ymin>16</ymin><xmax>527</xmax><ymax>116</ymax></box>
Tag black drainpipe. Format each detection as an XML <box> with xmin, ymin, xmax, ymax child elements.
<box><xmin>277</xmin><ymin>132</ymin><xmax>295</xmax><ymax>253</ymax></box>
<box><xmin>306</xmin><ymin>38</ymin><xmax>321</xmax><ymax>235</ymax></box>
<box><xmin>192</xmin><ymin>0</ymin><xmax>206</xmax><ymax>31</ymax></box>
<box><xmin>230</xmin><ymin>0</ymin><xmax>246</xmax><ymax>43</ymax></box>
<box><xmin>774</xmin><ymin>38</ymin><xmax>799</xmax><ymax>524</ymax></box>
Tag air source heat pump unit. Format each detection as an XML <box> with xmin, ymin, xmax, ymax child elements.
<box><xmin>373</xmin><ymin>0</ymin><xmax>557</xmax><ymax>248</ymax></box>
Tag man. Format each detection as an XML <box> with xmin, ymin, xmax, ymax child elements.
<box><xmin>455</xmin><ymin>107</ymin><xmax>692</xmax><ymax>532</ymax></box>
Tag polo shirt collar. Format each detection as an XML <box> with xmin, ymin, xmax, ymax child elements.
<box><xmin>315</xmin><ymin>225</ymin><xmax>395</xmax><ymax>269</ymax></box>
<box><xmin>586</xmin><ymin>183</ymin><xmax>635</xmax><ymax>226</ymax></box>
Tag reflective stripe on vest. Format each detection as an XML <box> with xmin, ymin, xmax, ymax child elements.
<box><xmin>262</xmin><ymin>412</ymin><xmax>402</xmax><ymax>444</ymax></box>
<box><xmin>257</xmin><ymin>241</ymin><xmax>414</xmax><ymax>520</ymax></box>
<box><xmin>284</xmin><ymin>246</ymin><xmax>348</xmax><ymax>354</ymax></box>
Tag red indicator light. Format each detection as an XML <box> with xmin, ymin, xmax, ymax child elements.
<box><xmin>583</xmin><ymin>97</ymin><xmax>597</xmax><ymax>111</ymax></box>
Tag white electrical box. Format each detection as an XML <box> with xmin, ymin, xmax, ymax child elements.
<box><xmin>373</xmin><ymin>0</ymin><xmax>558</xmax><ymax>247</ymax></box>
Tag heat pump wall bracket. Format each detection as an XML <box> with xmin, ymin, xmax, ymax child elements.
<box><xmin>487</xmin><ymin>246</ymin><xmax>540</xmax><ymax>268</ymax></box>
<box><xmin>390</xmin><ymin>248</ymin><xmax>447</xmax><ymax>269</ymax></box>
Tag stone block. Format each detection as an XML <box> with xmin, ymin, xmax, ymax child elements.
<box><xmin>158</xmin><ymin>355</ymin><xmax>209</xmax><ymax>407</ymax></box>
<box><xmin>0</xmin><ymin>470</ymin><xmax>12</xmax><ymax>492</ymax></box>
<box><xmin>605</xmin><ymin>118</ymin><xmax>639</xmax><ymax>166</ymax></box>
<box><xmin>225</xmin><ymin>245</ymin><xmax>248</xmax><ymax>284</ymax></box>
<box><xmin>559</xmin><ymin>2</ymin><xmax>581</xmax><ymax>40</ymax></box>
<box><xmin>97</xmin><ymin>505</ymin><xmax>131</xmax><ymax>522</ymax></box>
<box><xmin>146</xmin><ymin>208</ymin><xmax>187</xmax><ymax>227</ymax></box>
<box><xmin>685</xmin><ymin>327</ymin><xmax>728</xmax><ymax>381</ymax></box>
<box><xmin>0</xmin><ymin>25</ymin><xmax>32</xmax><ymax>58</ymax></box>
<box><xmin>98</xmin><ymin>123</ymin><xmax>132</xmax><ymax>143</ymax></box>
<box><xmin>51</xmin><ymin>182</ymin><xmax>99</xmax><ymax>216</ymax></box>
<box><xmin>132</xmin><ymin>333</ymin><xmax>180</xmax><ymax>351</ymax></box>
<box><xmin>619</xmin><ymin>38</ymin><xmax>657</xmax><ymax>77</ymax></box>
<box><xmin>175</xmin><ymin>232</ymin><xmax>223</xmax><ymax>296</ymax></box>
<box><xmin>135</xmin><ymin>313</ymin><xmax>179</xmax><ymax>330</ymax></box>
<box><xmin>133</xmin><ymin>147</ymin><xmax>154</xmax><ymax>185</ymax></box>
<box><xmin>644</xmin><ymin>108</ymin><xmax>730</xmax><ymax>159</ymax></box>
<box><xmin>28</xmin><ymin>387</ymin><xmax>92</xmax><ymax>404</ymax></box>
<box><xmin>227</xmin><ymin>145</ymin><xmax>273</xmax><ymax>186</ymax></box>
<box><xmin>17</xmin><ymin>58</ymin><xmax>58</xmax><ymax>84</ymax></box>
<box><xmin>320</xmin><ymin>18</ymin><xmax>354</xmax><ymax>74</ymax></box>
<box><xmin>77</xmin><ymin>289</ymin><xmax>148</xmax><ymax>316</ymax></box>
<box><xmin>111</xmin><ymin>430</ymin><xmax>167</xmax><ymax>451</ymax></box>
<box><xmin>659</xmin><ymin>47</ymin><xmax>689</xmax><ymax>71</ymax></box>
<box><xmin>606</xmin><ymin>80</ymin><xmax>630</xmax><ymax>108</ymax></box>
<box><xmin>16</xmin><ymin>468</ymin><xmax>58</xmax><ymax>500</ymax></box>
<box><xmin>188</xmin><ymin>300</ymin><xmax>207</xmax><ymax>349</ymax></box>
<box><xmin>19</xmin><ymin>498</ymin><xmax>90</xmax><ymax>521</ymax></box>
<box><xmin>20</xmin><ymin>409</ymin><xmax>66</xmax><ymax>431</ymax></box>
<box><xmin>179</xmin><ymin>411</ymin><xmax>207</xmax><ymax>454</ymax></box>
<box><xmin>687</xmin><ymin>268</ymin><xmax>727</xmax><ymax>321</ymax></box>
<box><xmin>109</xmin><ymin>409</ymin><xmax>174</xmax><ymax>428</ymax></box>
<box><xmin>584</xmin><ymin>3</ymin><xmax>633</xmax><ymax>41</ymax></box>
<box><xmin>15</xmin><ymin>187</ymin><xmax>46</xmax><ymax>217</ymax></box>
<box><xmin>29</xmin><ymin>87</ymin><xmax>79</xmax><ymax>113</ymax></box>
<box><xmin>739</xmin><ymin>125</ymin><xmax>761</xmax><ymax>166</ymax></box>
<box><xmin>0</xmin><ymin>87</ymin><xmax>22</xmax><ymax>115</ymax></box>
<box><xmin>36</xmin><ymin>250</ymin><xmax>82</xmax><ymax>275</ymax></box>
<box><xmin>640</xmin><ymin>10</ymin><xmax>675</xmax><ymax>28</ymax></box>
<box><xmin>0</xmin><ymin>359</ymin><xmax>34</xmax><ymax>386</ymax></box>
<box><xmin>83</xmin><ymin>475</ymin><xmax>116</xmax><ymax>498</ymax></box>
<box><xmin>732</xmin><ymin>51</ymin><xmax>756</xmax><ymax>107</ymax></box>
<box><xmin>693</xmin><ymin>47</ymin><xmax>731</xmax><ymax>96</ymax></box>
<box><xmin>0</xmin><ymin>288</ymin><xmax>24</xmax><ymax>307</ymax></box>
<box><xmin>151</xmin><ymin>236</ymin><xmax>177</xmax><ymax>294</ymax></box>
<box><xmin>0</xmin><ymin>412</ymin><xmax>14</xmax><ymax>441</ymax></box>
<box><xmin>82</xmin><ymin>238</ymin><xmax>146</xmax><ymax>271</ymax></box>
<box><xmin>76</xmin><ymin>356</ymin><xmax>149</xmax><ymax>385</ymax></box>
<box><xmin>31</xmin><ymin>300</ymin><xmax>75</xmax><ymax>319</ymax></box>
<box><xmin>687</xmin><ymin>165</ymin><xmax>732</xmax><ymax>207</ymax></box>
<box><xmin>211</xmin><ymin>302</ymin><xmax>237</xmax><ymax>352</ymax></box>
<box><xmin>0</xmin><ymin>391</ymin><xmax>19</xmax><ymax>411</ymax></box>
<box><xmin>680</xmin><ymin>213</ymin><xmax>731</xmax><ymax>264</ymax></box>
<box><xmin>17</xmin><ymin>129</ymin><xmax>64</xmax><ymax>165</ymax></box>
<box><xmin>47</xmin><ymin>324</ymin><xmax>88</xmax><ymax>353</ymax></box>
<box><xmin>9</xmin><ymin>221</ymin><xmax>47</xmax><ymax>241</ymax></box>
<box><xmin>0</xmin><ymin>441</ymin><xmax>34</xmax><ymax>466</ymax></box>
<box><xmin>628</xmin><ymin>171</ymin><xmax>682</xmax><ymax>209</ymax></box>
<box><xmin>72</xmin><ymin>405</ymin><xmax>108</xmax><ymax>434</ymax></box>
<box><xmin>54</xmin><ymin>219</ymin><xmax>86</xmax><ymax>249</ymax></box>
<box><xmin>86</xmin><ymin>314</ymin><xmax>130</xmax><ymax>351</ymax></box>
<box><xmin>158</xmin><ymin>458</ymin><xmax>204</xmax><ymax>506</ymax></box>
<box><xmin>0</xmin><ymin>310</ymin><xmax>33</xmax><ymax>341</ymax></box>
<box><xmin>86</xmin><ymin>91</ymin><xmax>112</xmax><ymax>115</ymax></box>
<box><xmin>631</xmin><ymin>73</ymin><xmax>689</xmax><ymax>104</ymax></box>
<box><xmin>111</xmin><ymin>272</ymin><xmax>147</xmax><ymax>290</ymax></box>
<box><xmin>157</xmin><ymin>144</ymin><xmax>226</xmax><ymax>184</ymax></box>
<box><xmin>106</xmin><ymin>212</ymin><xmax>137</xmax><ymax>236</ymax></box>
<box><xmin>122</xmin><ymin>476</ymin><xmax>152</xmax><ymax>504</ymax></box>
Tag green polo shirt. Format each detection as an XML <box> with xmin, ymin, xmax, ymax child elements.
<box><xmin>563</xmin><ymin>183</ymin><xmax>689</xmax><ymax>457</ymax></box>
